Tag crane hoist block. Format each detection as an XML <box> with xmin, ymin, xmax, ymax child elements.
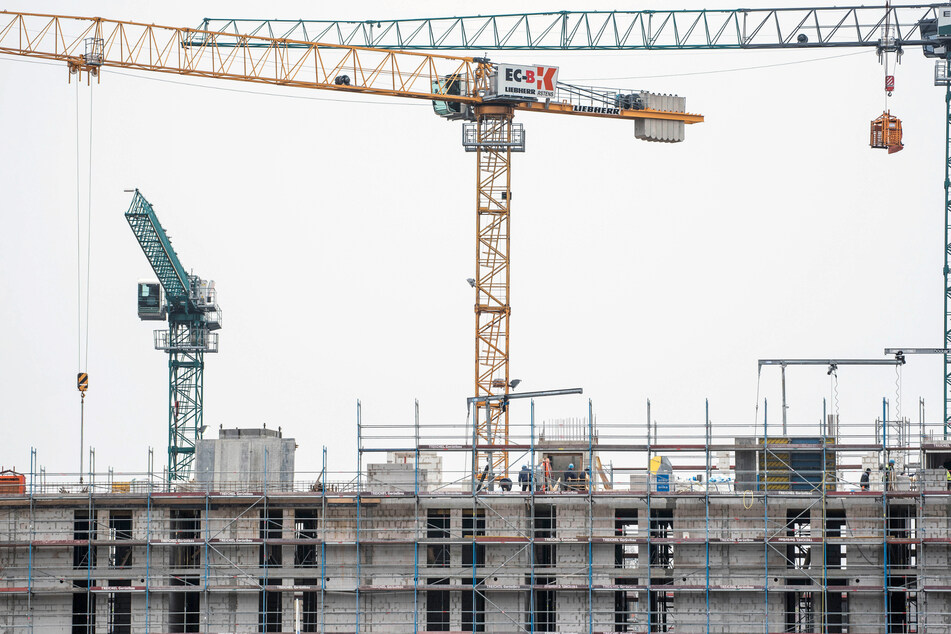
<box><xmin>870</xmin><ymin>111</ymin><xmax>903</xmax><ymax>153</ymax></box>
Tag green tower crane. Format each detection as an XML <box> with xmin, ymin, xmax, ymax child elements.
<box><xmin>125</xmin><ymin>190</ymin><xmax>221</xmax><ymax>480</ymax></box>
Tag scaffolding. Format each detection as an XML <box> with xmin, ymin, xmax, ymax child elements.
<box><xmin>1</xmin><ymin>397</ymin><xmax>951</xmax><ymax>633</ymax></box>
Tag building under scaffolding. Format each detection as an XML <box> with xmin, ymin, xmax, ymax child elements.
<box><xmin>2</xmin><ymin>401</ymin><xmax>951</xmax><ymax>633</ymax></box>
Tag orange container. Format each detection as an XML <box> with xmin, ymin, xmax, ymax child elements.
<box><xmin>870</xmin><ymin>111</ymin><xmax>903</xmax><ymax>152</ymax></box>
<box><xmin>0</xmin><ymin>470</ymin><xmax>26</xmax><ymax>495</ymax></box>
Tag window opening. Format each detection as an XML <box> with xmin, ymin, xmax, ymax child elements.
<box><xmin>426</xmin><ymin>577</ymin><xmax>450</xmax><ymax>631</ymax></box>
<box><xmin>109</xmin><ymin>510</ymin><xmax>133</xmax><ymax>568</ymax></box>
<box><xmin>427</xmin><ymin>509</ymin><xmax>450</xmax><ymax>567</ymax></box>
<box><xmin>533</xmin><ymin>505</ymin><xmax>556</xmax><ymax>568</ymax></box>
<box><xmin>462</xmin><ymin>508</ymin><xmax>486</xmax><ymax>567</ymax></box>
<box><xmin>532</xmin><ymin>576</ymin><xmax>556</xmax><ymax>632</ymax></box>
<box><xmin>462</xmin><ymin>577</ymin><xmax>485</xmax><ymax>632</ymax></box>
<box><xmin>295</xmin><ymin>509</ymin><xmax>318</xmax><ymax>568</ymax></box>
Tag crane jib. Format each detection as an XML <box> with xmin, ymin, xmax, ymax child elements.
<box><xmin>125</xmin><ymin>192</ymin><xmax>190</xmax><ymax>303</ymax></box>
<box><xmin>196</xmin><ymin>7</ymin><xmax>946</xmax><ymax>51</ymax></box>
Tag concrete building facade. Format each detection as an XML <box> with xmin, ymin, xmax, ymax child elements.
<box><xmin>2</xmin><ymin>421</ymin><xmax>951</xmax><ymax>632</ymax></box>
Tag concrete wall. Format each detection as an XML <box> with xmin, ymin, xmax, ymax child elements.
<box><xmin>195</xmin><ymin>427</ymin><xmax>296</xmax><ymax>492</ymax></box>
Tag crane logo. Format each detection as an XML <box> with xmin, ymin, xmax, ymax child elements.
<box><xmin>493</xmin><ymin>64</ymin><xmax>559</xmax><ymax>101</ymax></box>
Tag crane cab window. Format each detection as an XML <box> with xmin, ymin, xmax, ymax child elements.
<box><xmin>432</xmin><ymin>74</ymin><xmax>469</xmax><ymax>119</ymax></box>
<box><xmin>137</xmin><ymin>282</ymin><xmax>165</xmax><ymax>320</ymax></box>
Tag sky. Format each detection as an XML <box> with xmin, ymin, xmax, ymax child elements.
<box><xmin>0</xmin><ymin>1</ymin><xmax>945</xmax><ymax>483</ymax></box>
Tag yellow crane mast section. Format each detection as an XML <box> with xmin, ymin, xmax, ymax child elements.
<box><xmin>0</xmin><ymin>11</ymin><xmax>703</xmax><ymax>124</ymax></box>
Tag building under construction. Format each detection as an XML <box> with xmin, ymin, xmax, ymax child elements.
<box><xmin>2</xmin><ymin>401</ymin><xmax>950</xmax><ymax>634</ymax></box>
<box><xmin>7</xmin><ymin>4</ymin><xmax>951</xmax><ymax>633</ymax></box>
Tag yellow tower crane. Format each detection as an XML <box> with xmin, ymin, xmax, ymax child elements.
<box><xmin>0</xmin><ymin>11</ymin><xmax>702</xmax><ymax>478</ymax></box>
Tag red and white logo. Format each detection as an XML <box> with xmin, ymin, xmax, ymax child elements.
<box><xmin>496</xmin><ymin>64</ymin><xmax>559</xmax><ymax>100</ymax></box>
<box><xmin>504</xmin><ymin>66</ymin><xmax>557</xmax><ymax>92</ymax></box>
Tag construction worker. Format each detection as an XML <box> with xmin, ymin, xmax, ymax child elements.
<box><xmin>860</xmin><ymin>468</ymin><xmax>871</xmax><ymax>491</ymax></box>
<box><xmin>518</xmin><ymin>464</ymin><xmax>532</xmax><ymax>492</ymax></box>
<box><xmin>884</xmin><ymin>459</ymin><xmax>895</xmax><ymax>492</ymax></box>
<box><xmin>946</xmin><ymin>466</ymin><xmax>951</xmax><ymax>491</ymax></box>
<box><xmin>541</xmin><ymin>457</ymin><xmax>552</xmax><ymax>492</ymax></box>
<box><xmin>565</xmin><ymin>463</ymin><xmax>578</xmax><ymax>490</ymax></box>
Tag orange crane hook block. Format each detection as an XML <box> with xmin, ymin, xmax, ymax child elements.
<box><xmin>870</xmin><ymin>111</ymin><xmax>904</xmax><ymax>154</ymax></box>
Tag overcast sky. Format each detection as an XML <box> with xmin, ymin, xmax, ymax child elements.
<box><xmin>0</xmin><ymin>1</ymin><xmax>944</xmax><ymax>481</ymax></box>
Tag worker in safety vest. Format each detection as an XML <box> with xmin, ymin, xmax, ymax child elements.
<box><xmin>542</xmin><ymin>457</ymin><xmax>552</xmax><ymax>492</ymax></box>
<box><xmin>946</xmin><ymin>467</ymin><xmax>951</xmax><ymax>491</ymax></box>
<box><xmin>884</xmin><ymin>459</ymin><xmax>895</xmax><ymax>492</ymax></box>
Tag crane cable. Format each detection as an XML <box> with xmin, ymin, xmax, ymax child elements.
<box><xmin>75</xmin><ymin>78</ymin><xmax>81</xmax><ymax>374</ymax></box>
<box><xmin>85</xmin><ymin>84</ymin><xmax>93</xmax><ymax>376</ymax></box>
<box><xmin>884</xmin><ymin>1</ymin><xmax>893</xmax><ymax>110</ymax></box>
<box><xmin>75</xmin><ymin>78</ymin><xmax>94</xmax><ymax>483</ymax></box>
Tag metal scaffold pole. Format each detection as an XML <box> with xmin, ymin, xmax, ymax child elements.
<box><xmin>414</xmin><ymin>400</ymin><xmax>420</xmax><ymax>634</ymax></box>
<box><xmin>645</xmin><ymin>400</ymin><xmax>653</xmax><ymax>631</ymax></box>
<box><xmin>705</xmin><ymin>400</ymin><xmax>711</xmax><ymax>634</ymax></box>
<box><xmin>821</xmin><ymin>401</ymin><xmax>828</xmax><ymax>634</ymax></box>
<box><xmin>356</xmin><ymin>402</ymin><xmax>362</xmax><ymax>634</ymax></box>
<box><xmin>146</xmin><ymin>450</ymin><xmax>152</xmax><ymax>633</ymax></box>
<box><xmin>203</xmin><ymin>489</ymin><xmax>210</xmax><ymax>629</ymax></box>
<box><xmin>883</xmin><ymin>397</ymin><xmax>890</xmax><ymax>632</ymax></box>
<box><xmin>28</xmin><ymin>448</ymin><xmax>34</xmax><ymax>634</ymax></box>
<box><xmin>529</xmin><ymin>399</ymin><xmax>536</xmax><ymax>634</ymax></box>
<box><xmin>321</xmin><ymin>445</ymin><xmax>327</xmax><ymax>633</ymax></box>
<box><xmin>944</xmin><ymin>65</ymin><xmax>951</xmax><ymax>440</ymax></box>
<box><xmin>763</xmin><ymin>398</ymin><xmax>769</xmax><ymax>634</ymax></box>
<box><xmin>587</xmin><ymin>399</ymin><xmax>594</xmax><ymax>634</ymax></box>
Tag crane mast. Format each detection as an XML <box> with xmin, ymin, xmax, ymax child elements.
<box><xmin>472</xmin><ymin>104</ymin><xmax>517</xmax><ymax>477</ymax></box>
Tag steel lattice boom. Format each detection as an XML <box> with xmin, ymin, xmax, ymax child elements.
<box><xmin>0</xmin><ymin>11</ymin><xmax>479</xmax><ymax>101</ymax></box>
<box><xmin>124</xmin><ymin>192</ymin><xmax>190</xmax><ymax>302</ymax></box>
<box><xmin>197</xmin><ymin>6</ymin><xmax>942</xmax><ymax>51</ymax></box>
<box><xmin>0</xmin><ymin>11</ymin><xmax>701</xmax><ymax>125</ymax></box>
